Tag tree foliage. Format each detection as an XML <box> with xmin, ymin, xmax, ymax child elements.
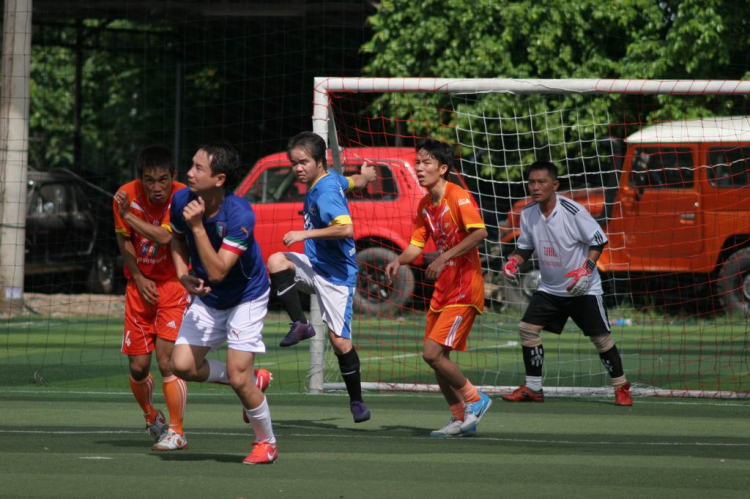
<box><xmin>361</xmin><ymin>0</ymin><xmax>750</xmax><ymax>178</ymax></box>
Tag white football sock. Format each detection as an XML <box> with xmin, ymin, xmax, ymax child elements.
<box><xmin>525</xmin><ymin>376</ymin><xmax>543</xmax><ymax>392</ymax></box>
<box><xmin>206</xmin><ymin>359</ymin><xmax>229</xmax><ymax>384</ymax></box>
<box><xmin>244</xmin><ymin>397</ymin><xmax>276</xmax><ymax>445</ymax></box>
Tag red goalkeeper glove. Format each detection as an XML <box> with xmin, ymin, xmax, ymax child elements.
<box><xmin>565</xmin><ymin>259</ymin><xmax>596</xmax><ymax>296</ymax></box>
<box><xmin>503</xmin><ymin>256</ymin><xmax>521</xmax><ymax>284</ymax></box>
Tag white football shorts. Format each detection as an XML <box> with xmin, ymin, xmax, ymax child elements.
<box><xmin>284</xmin><ymin>252</ymin><xmax>354</xmax><ymax>339</ymax></box>
<box><xmin>176</xmin><ymin>289</ymin><xmax>269</xmax><ymax>353</ymax></box>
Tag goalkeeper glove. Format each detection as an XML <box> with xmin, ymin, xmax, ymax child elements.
<box><xmin>565</xmin><ymin>259</ymin><xmax>596</xmax><ymax>296</ymax></box>
<box><xmin>503</xmin><ymin>256</ymin><xmax>521</xmax><ymax>284</ymax></box>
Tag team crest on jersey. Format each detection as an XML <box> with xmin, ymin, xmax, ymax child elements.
<box><xmin>215</xmin><ymin>222</ymin><xmax>227</xmax><ymax>238</ymax></box>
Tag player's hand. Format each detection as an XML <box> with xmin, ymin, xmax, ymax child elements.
<box><xmin>503</xmin><ymin>256</ymin><xmax>521</xmax><ymax>284</ymax></box>
<box><xmin>385</xmin><ymin>259</ymin><xmax>400</xmax><ymax>284</ymax></box>
<box><xmin>134</xmin><ymin>274</ymin><xmax>159</xmax><ymax>305</ymax></box>
<box><xmin>565</xmin><ymin>259</ymin><xmax>596</xmax><ymax>296</ymax></box>
<box><xmin>282</xmin><ymin>230</ymin><xmax>306</xmax><ymax>247</ymax></box>
<box><xmin>114</xmin><ymin>190</ymin><xmax>130</xmax><ymax>219</ymax></box>
<box><xmin>180</xmin><ymin>274</ymin><xmax>211</xmax><ymax>297</ymax></box>
<box><xmin>360</xmin><ymin>161</ymin><xmax>378</xmax><ymax>184</ymax></box>
<box><xmin>183</xmin><ymin>197</ymin><xmax>205</xmax><ymax>229</ymax></box>
<box><xmin>425</xmin><ymin>254</ymin><xmax>447</xmax><ymax>281</ymax></box>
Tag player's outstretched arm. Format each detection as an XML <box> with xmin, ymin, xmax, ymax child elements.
<box><xmin>283</xmin><ymin>223</ymin><xmax>353</xmax><ymax>246</ymax></box>
<box><xmin>171</xmin><ymin>234</ymin><xmax>212</xmax><ymax>297</ymax></box>
<box><xmin>348</xmin><ymin>161</ymin><xmax>378</xmax><ymax>190</ymax></box>
<box><xmin>385</xmin><ymin>244</ymin><xmax>423</xmax><ymax>284</ymax></box>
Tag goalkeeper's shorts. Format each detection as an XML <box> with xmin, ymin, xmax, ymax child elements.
<box><xmin>521</xmin><ymin>291</ymin><xmax>610</xmax><ymax>336</ymax></box>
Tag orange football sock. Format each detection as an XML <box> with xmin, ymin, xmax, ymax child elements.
<box><xmin>449</xmin><ymin>402</ymin><xmax>465</xmax><ymax>421</ymax></box>
<box><xmin>163</xmin><ymin>375</ymin><xmax>187</xmax><ymax>435</ymax></box>
<box><xmin>459</xmin><ymin>380</ymin><xmax>481</xmax><ymax>404</ymax></box>
<box><xmin>129</xmin><ymin>373</ymin><xmax>157</xmax><ymax>423</ymax></box>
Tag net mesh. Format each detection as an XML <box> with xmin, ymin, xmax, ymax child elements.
<box><xmin>320</xmin><ymin>84</ymin><xmax>750</xmax><ymax>398</ymax></box>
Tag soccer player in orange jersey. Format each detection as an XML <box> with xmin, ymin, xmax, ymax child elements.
<box><xmin>114</xmin><ymin>146</ymin><xmax>191</xmax><ymax>450</ymax></box>
<box><xmin>385</xmin><ymin>138</ymin><xmax>492</xmax><ymax>437</ymax></box>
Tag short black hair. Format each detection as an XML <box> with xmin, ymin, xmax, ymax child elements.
<box><xmin>287</xmin><ymin>132</ymin><xmax>327</xmax><ymax>169</ymax></box>
<box><xmin>416</xmin><ymin>138</ymin><xmax>454</xmax><ymax>175</ymax></box>
<box><xmin>526</xmin><ymin>160</ymin><xmax>558</xmax><ymax>181</ymax></box>
<box><xmin>136</xmin><ymin>146</ymin><xmax>174</xmax><ymax>178</ymax></box>
<box><xmin>199</xmin><ymin>140</ymin><xmax>241</xmax><ymax>190</ymax></box>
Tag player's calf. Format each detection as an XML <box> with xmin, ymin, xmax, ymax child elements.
<box><xmin>243</xmin><ymin>369</ymin><xmax>273</xmax><ymax>423</ymax></box>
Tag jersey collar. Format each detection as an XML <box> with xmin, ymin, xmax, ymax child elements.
<box><xmin>310</xmin><ymin>171</ymin><xmax>331</xmax><ymax>191</ymax></box>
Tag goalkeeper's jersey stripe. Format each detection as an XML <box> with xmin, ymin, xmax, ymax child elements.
<box><xmin>516</xmin><ymin>194</ymin><xmax>607</xmax><ymax>297</ymax></box>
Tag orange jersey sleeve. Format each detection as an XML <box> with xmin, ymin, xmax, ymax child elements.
<box><xmin>448</xmin><ymin>185</ymin><xmax>486</xmax><ymax>233</ymax></box>
<box><xmin>113</xmin><ymin>181</ymin><xmax>139</xmax><ymax>239</ymax></box>
<box><xmin>410</xmin><ymin>197</ymin><xmax>430</xmax><ymax>248</ymax></box>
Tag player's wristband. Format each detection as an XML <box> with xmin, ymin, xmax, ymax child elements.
<box><xmin>585</xmin><ymin>259</ymin><xmax>596</xmax><ymax>272</ymax></box>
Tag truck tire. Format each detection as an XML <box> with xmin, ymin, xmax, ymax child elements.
<box><xmin>717</xmin><ymin>247</ymin><xmax>750</xmax><ymax>317</ymax></box>
<box><xmin>355</xmin><ymin>246</ymin><xmax>415</xmax><ymax>315</ymax></box>
<box><xmin>86</xmin><ymin>252</ymin><xmax>115</xmax><ymax>294</ymax></box>
<box><xmin>501</xmin><ymin>260</ymin><xmax>540</xmax><ymax>312</ymax></box>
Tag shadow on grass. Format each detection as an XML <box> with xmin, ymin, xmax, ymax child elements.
<box><xmin>154</xmin><ymin>452</ymin><xmax>243</xmax><ymax>464</ymax></box>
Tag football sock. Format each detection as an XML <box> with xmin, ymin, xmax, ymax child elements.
<box><xmin>459</xmin><ymin>380</ymin><xmax>481</xmax><ymax>403</ymax></box>
<box><xmin>449</xmin><ymin>402</ymin><xmax>465</xmax><ymax>421</ymax></box>
<box><xmin>129</xmin><ymin>373</ymin><xmax>157</xmax><ymax>422</ymax></box>
<box><xmin>599</xmin><ymin>345</ymin><xmax>625</xmax><ymax>379</ymax></box>
<box><xmin>522</xmin><ymin>345</ymin><xmax>544</xmax><ymax>377</ymax></box>
<box><xmin>270</xmin><ymin>269</ymin><xmax>307</xmax><ymax>323</ymax></box>
<box><xmin>244</xmin><ymin>397</ymin><xmax>276</xmax><ymax>445</ymax></box>
<box><xmin>336</xmin><ymin>348</ymin><xmax>363</xmax><ymax>403</ymax></box>
<box><xmin>611</xmin><ymin>375</ymin><xmax>628</xmax><ymax>388</ymax></box>
<box><xmin>525</xmin><ymin>376</ymin><xmax>543</xmax><ymax>392</ymax></box>
<box><xmin>206</xmin><ymin>359</ymin><xmax>230</xmax><ymax>384</ymax></box>
<box><xmin>162</xmin><ymin>375</ymin><xmax>187</xmax><ymax>435</ymax></box>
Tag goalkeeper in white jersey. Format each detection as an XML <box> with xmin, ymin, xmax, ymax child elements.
<box><xmin>501</xmin><ymin>160</ymin><xmax>632</xmax><ymax>406</ymax></box>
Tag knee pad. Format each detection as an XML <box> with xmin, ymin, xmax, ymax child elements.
<box><xmin>519</xmin><ymin>322</ymin><xmax>543</xmax><ymax>348</ymax></box>
<box><xmin>589</xmin><ymin>333</ymin><xmax>615</xmax><ymax>353</ymax></box>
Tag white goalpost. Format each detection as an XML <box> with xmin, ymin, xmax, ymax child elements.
<box><xmin>308</xmin><ymin>77</ymin><xmax>750</xmax><ymax>400</ymax></box>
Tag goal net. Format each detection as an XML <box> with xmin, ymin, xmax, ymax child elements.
<box><xmin>313</xmin><ymin>77</ymin><xmax>750</xmax><ymax>399</ymax></box>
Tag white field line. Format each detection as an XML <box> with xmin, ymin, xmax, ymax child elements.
<box><xmin>2</xmin><ymin>388</ymin><xmax>750</xmax><ymax>406</ymax></box>
<box><xmin>0</xmin><ymin>428</ymin><xmax>747</xmax><ymax>447</ymax></box>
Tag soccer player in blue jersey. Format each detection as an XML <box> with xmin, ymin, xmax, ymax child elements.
<box><xmin>169</xmin><ymin>141</ymin><xmax>278</xmax><ymax>464</ymax></box>
<box><xmin>267</xmin><ymin>132</ymin><xmax>376</xmax><ymax>423</ymax></box>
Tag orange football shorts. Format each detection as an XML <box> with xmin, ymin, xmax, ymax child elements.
<box><xmin>121</xmin><ymin>278</ymin><xmax>190</xmax><ymax>356</ymax></box>
<box><xmin>424</xmin><ymin>306</ymin><xmax>478</xmax><ymax>352</ymax></box>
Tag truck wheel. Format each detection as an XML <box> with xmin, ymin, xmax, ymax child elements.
<box><xmin>86</xmin><ymin>252</ymin><xmax>115</xmax><ymax>294</ymax></box>
<box><xmin>355</xmin><ymin>246</ymin><xmax>415</xmax><ymax>315</ymax></box>
<box><xmin>501</xmin><ymin>263</ymin><xmax>541</xmax><ymax>312</ymax></box>
<box><xmin>717</xmin><ymin>247</ymin><xmax>750</xmax><ymax>317</ymax></box>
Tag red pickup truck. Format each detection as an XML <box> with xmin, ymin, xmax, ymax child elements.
<box><xmin>235</xmin><ymin>147</ymin><xmax>471</xmax><ymax>314</ymax></box>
